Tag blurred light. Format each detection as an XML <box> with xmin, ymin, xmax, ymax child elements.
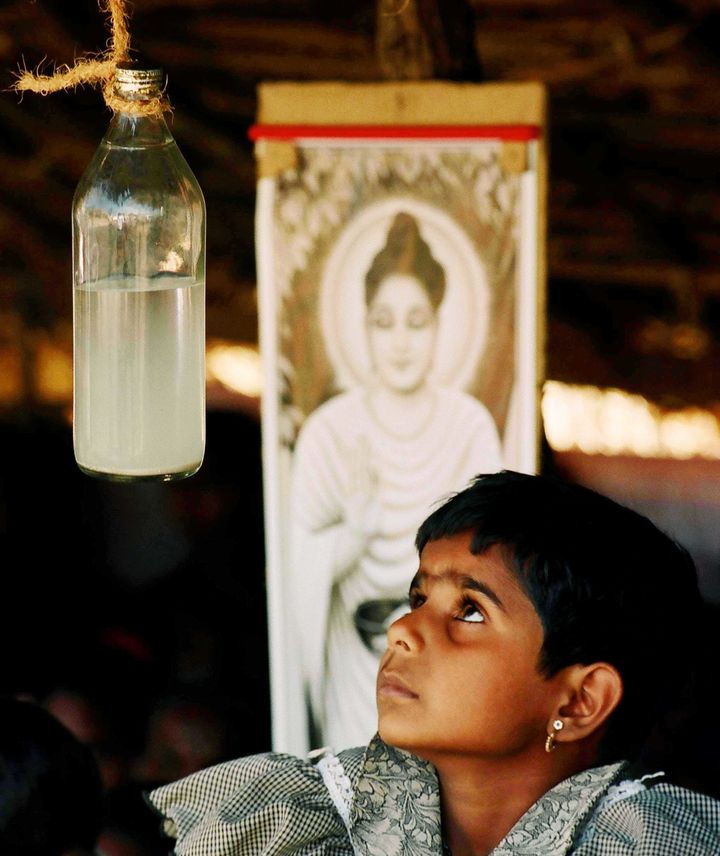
<box><xmin>0</xmin><ymin>312</ymin><xmax>24</xmax><ymax>404</ymax></box>
<box><xmin>7</xmin><ymin>326</ymin><xmax>720</xmax><ymax>462</ymax></box>
<box><xmin>0</xmin><ymin>333</ymin><xmax>265</xmax><ymax>409</ymax></box>
<box><xmin>206</xmin><ymin>340</ymin><xmax>263</xmax><ymax>398</ymax></box>
<box><xmin>543</xmin><ymin>381</ymin><xmax>720</xmax><ymax>460</ymax></box>
<box><xmin>35</xmin><ymin>331</ymin><xmax>73</xmax><ymax>404</ymax></box>
<box><xmin>0</xmin><ymin>347</ymin><xmax>23</xmax><ymax>404</ymax></box>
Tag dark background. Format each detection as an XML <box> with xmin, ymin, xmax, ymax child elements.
<box><xmin>0</xmin><ymin>1</ymin><xmax>718</xmax><ymax>851</ymax></box>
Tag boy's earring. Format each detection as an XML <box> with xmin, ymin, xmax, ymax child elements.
<box><xmin>545</xmin><ymin>719</ymin><xmax>564</xmax><ymax>753</ymax></box>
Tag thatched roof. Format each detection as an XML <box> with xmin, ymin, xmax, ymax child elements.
<box><xmin>1</xmin><ymin>0</ymin><xmax>718</xmax><ymax>407</ymax></box>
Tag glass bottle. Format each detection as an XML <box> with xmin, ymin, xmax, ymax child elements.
<box><xmin>72</xmin><ymin>64</ymin><xmax>206</xmax><ymax>481</ymax></box>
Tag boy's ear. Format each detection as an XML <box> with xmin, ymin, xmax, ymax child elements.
<box><xmin>553</xmin><ymin>663</ymin><xmax>623</xmax><ymax>745</ymax></box>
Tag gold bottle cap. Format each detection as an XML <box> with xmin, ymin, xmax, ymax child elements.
<box><xmin>113</xmin><ymin>64</ymin><xmax>165</xmax><ymax>100</ymax></box>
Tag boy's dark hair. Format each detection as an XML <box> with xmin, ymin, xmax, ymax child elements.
<box><xmin>415</xmin><ymin>470</ymin><xmax>703</xmax><ymax>763</ymax></box>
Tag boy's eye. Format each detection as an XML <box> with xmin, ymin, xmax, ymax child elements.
<box><xmin>408</xmin><ymin>590</ymin><xmax>425</xmax><ymax>609</ymax></box>
<box><xmin>457</xmin><ymin>600</ymin><xmax>485</xmax><ymax>624</ymax></box>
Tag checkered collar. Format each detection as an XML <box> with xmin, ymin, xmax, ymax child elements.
<box><xmin>346</xmin><ymin>735</ymin><xmax>626</xmax><ymax>856</ymax></box>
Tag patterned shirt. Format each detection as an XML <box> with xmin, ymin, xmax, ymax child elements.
<box><xmin>147</xmin><ymin>734</ymin><xmax>720</xmax><ymax>855</ymax></box>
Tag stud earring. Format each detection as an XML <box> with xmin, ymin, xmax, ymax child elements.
<box><xmin>545</xmin><ymin>718</ymin><xmax>564</xmax><ymax>753</ymax></box>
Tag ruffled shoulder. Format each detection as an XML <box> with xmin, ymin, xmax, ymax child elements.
<box><xmin>574</xmin><ymin>777</ymin><xmax>720</xmax><ymax>855</ymax></box>
<box><xmin>348</xmin><ymin>735</ymin><xmax>443</xmax><ymax>856</ymax></box>
<box><xmin>146</xmin><ymin>751</ymin><xmax>354</xmax><ymax>855</ymax></box>
<box><xmin>490</xmin><ymin>762</ymin><xmax>626</xmax><ymax>856</ymax></box>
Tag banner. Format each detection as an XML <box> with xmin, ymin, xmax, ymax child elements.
<box><xmin>251</xmin><ymin>80</ymin><xmax>547</xmax><ymax>754</ymax></box>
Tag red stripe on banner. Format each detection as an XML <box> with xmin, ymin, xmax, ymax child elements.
<box><xmin>248</xmin><ymin>124</ymin><xmax>541</xmax><ymax>142</ymax></box>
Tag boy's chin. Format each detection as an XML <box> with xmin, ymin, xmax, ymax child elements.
<box><xmin>377</xmin><ymin>720</ymin><xmax>418</xmax><ymax>752</ymax></box>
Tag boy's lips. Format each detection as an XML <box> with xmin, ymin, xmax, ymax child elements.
<box><xmin>377</xmin><ymin>670</ymin><xmax>419</xmax><ymax>699</ymax></box>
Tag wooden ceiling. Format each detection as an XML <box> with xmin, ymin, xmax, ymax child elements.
<box><xmin>0</xmin><ymin>0</ymin><xmax>718</xmax><ymax>408</ymax></box>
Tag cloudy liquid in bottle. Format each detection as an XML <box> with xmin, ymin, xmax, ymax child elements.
<box><xmin>73</xmin><ymin>274</ymin><xmax>205</xmax><ymax>480</ymax></box>
<box><xmin>72</xmin><ymin>64</ymin><xmax>206</xmax><ymax>481</ymax></box>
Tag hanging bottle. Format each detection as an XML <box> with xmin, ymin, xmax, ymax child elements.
<box><xmin>72</xmin><ymin>63</ymin><xmax>206</xmax><ymax>481</ymax></box>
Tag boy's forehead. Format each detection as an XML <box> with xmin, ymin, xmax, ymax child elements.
<box><xmin>419</xmin><ymin>531</ymin><xmax>502</xmax><ymax>569</ymax></box>
<box><xmin>416</xmin><ymin>534</ymin><xmax>534</xmax><ymax>609</ymax></box>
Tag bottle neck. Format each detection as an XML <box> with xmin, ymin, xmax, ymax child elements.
<box><xmin>103</xmin><ymin>110</ymin><xmax>173</xmax><ymax>147</ymax></box>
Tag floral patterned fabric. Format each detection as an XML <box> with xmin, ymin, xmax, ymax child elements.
<box><xmin>147</xmin><ymin>734</ymin><xmax>720</xmax><ymax>855</ymax></box>
<box><xmin>350</xmin><ymin>737</ymin><xmax>443</xmax><ymax>856</ymax></box>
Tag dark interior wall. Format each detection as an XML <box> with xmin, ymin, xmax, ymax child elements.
<box><xmin>0</xmin><ymin>408</ymin><xmax>271</xmax><ymax>752</ymax></box>
<box><xmin>555</xmin><ymin>451</ymin><xmax>720</xmax><ymax>604</ymax></box>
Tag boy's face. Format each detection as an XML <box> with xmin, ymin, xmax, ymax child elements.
<box><xmin>376</xmin><ymin>532</ymin><xmax>565</xmax><ymax>762</ymax></box>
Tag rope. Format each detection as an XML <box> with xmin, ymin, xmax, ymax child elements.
<box><xmin>12</xmin><ymin>0</ymin><xmax>170</xmax><ymax>117</ymax></box>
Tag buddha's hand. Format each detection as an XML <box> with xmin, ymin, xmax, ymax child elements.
<box><xmin>333</xmin><ymin>436</ymin><xmax>383</xmax><ymax>576</ymax></box>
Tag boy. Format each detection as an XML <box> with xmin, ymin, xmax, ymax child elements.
<box><xmin>148</xmin><ymin>471</ymin><xmax>720</xmax><ymax>855</ymax></box>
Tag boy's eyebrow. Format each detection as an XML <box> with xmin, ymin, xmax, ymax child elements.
<box><xmin>409</xmin><ymin>570</ymin><xmax>506</xmax><ymax>612</ymax></box>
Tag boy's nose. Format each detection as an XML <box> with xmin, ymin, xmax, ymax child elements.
<box><xmin>386</xmin><ymin>609</ymin><xmax>423</xmax><ymax>652</ymax></box>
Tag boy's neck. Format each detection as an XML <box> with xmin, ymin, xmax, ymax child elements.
<box><xmin>434</xmin><ymin>751</ymin><xmax>589</xmax><ymax>856</ymax></box>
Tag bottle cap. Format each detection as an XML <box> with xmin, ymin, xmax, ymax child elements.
<box><xmin>113</xmin><ymin>63</ymin><xmax>165</xmax><ymax>100</ymax></box>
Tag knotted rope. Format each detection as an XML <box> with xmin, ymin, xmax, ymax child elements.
<box><xmin>13</xmin><ymin>0</ymin><xmax>170</xmax><ymax>116</ymax></box>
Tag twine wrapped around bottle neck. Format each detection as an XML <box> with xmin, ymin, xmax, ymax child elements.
<box><xmin>12</xmin><ymin>0</ymin><xmax>171</xmax><ymax>117</ymax></box>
